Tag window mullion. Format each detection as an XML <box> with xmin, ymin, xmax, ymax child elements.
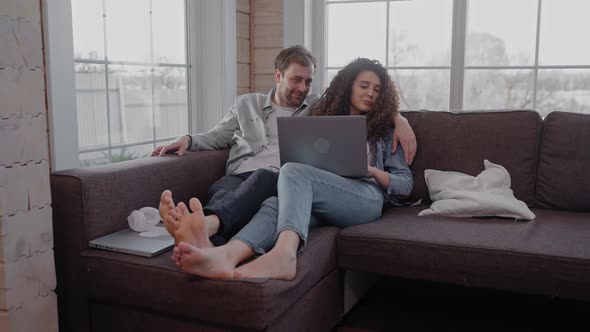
<box><xmin>532</xmin><ymin>0</ymin><xmax>542</xmax><ymax>109</ymax></box>
<box><xmin>314</xmin><ymin>0</ymin><xmax>327</xmax><ymax>93</ymax></box>
<box><xmin>385</xmin><ymin>1</ymin><xmax>390</xmax><ymax>69</ymax></box>
<box><xmin>449</xmin><ymin>0</ymin><xmax>467</xmax><ymax>111</ymax></box>
<box><xmin>149</xmin><ymin>0</ymin><xmax>157</xmax><ymax>149</ymax></box>
<box><xmin>187</xmin><ymin>0</ymin><xmax>202</xmax><ymax>134</ymax></box>
<box><xmin>102</xmin><ymin>0</ymin><xmax>112</xmax><ymax>162</ymax></box>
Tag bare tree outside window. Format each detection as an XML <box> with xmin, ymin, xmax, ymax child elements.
<box><xmin>324</xmin><ymin>0</ymin><xmax>590</xmax><ymax>117</ymax></box>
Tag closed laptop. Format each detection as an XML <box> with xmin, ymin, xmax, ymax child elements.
<box><xmin>89</xmin><ymin>227</ymin><xmax>174</xmax><ymax>257</ymax></box>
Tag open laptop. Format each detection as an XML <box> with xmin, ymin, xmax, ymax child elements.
<box><xmin>89</xmin><ymin>226</ymin><xmax>174</xmax><ymax>257</ymax></box>
<box><xmin>277</xmin><ymin>116</ymin><xmax>369</xmax><ymax>177</ymax></box>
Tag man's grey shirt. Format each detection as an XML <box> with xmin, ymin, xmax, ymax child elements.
<box><xmin>189</xmin><ymin>88</ymin><xmax>320</xmax><ymax>174</ymax></box>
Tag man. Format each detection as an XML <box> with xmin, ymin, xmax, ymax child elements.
<box><xmin>151</xmin><ymin>46</ymin><xmax>416</xmax><ymax>247</ymax></box>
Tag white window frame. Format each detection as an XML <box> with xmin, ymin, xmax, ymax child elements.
<box><xmin>287</xmin><ymin>0</ymin><xmax>590</xmax><ymax>112</ymax></box>
<box><xmin>43</xmin><ymin>0</ymin><xmax>236</xmax><ymax>171</ymax></box>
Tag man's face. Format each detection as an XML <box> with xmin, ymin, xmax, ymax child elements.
<box><xmin>274</xmin><ymin>63</ymin><xmax>314</xmax><ymax>107</ymax></box>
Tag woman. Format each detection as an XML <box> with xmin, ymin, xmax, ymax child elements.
<box><xmin>169</xmin><ymin>58</ymin><xmax>413</xmax><ymax>280</ymax></box>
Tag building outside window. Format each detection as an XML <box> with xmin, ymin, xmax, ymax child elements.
<box><xmin>322</xmin><ymin>0</ymin><xmax>590</xmax><ymax>116</ymax></box>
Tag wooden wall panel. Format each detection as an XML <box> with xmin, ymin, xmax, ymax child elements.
<box><xmin>237</xmin><ymin>12</ymin><xmax>249</xmax><ymax>39</ymax></box>
<box><xmin>251</xmin><ymin>0</ymin><xmax>283</xmax><ymax>93</ymax></box>
<box><xmin>237</xmin><ymin>37</ymin><xmax>250</xmax><ymax>64</ymax></box>
<box><xmin>236</xmin><ymin>0</ymin><xmax>251</xmax><ymax>94</ymax></box>
<box><xmin>254</xmin><ymin>23</ymin><xmax>282</xmax><ymax>48</ymax></box>
<box><xmin>236</xmin><ymin>0</ymin><xmax>250</xmax><ymax>14</ymax></box>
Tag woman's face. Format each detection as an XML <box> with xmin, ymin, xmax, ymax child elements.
<box><xmin>349</xmin><ymin>70</ymin><xmax>381</xmax><ymax>115</ymax></box>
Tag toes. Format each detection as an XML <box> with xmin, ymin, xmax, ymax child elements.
<box><xmin>161</xmin><ymin>190</ymin><xmax>172</xmax><ymax>200</ymax></box>
<box><xmin>165</xmin><ymin>215</ymin><xmax>179</xmax><ymax>230</ymax></box>
<box><xmin>178</xmin><ymin>202</ymin><xmax>189</xmax><ymax>216</ymax></box>
<box><xmin>189</xmin><ymin>198</ymin><xmax>203</xmax><ymax>214</ymax></box>
<box><xmin>178</xmin><ymin>241</ymin><xmax>196</xmax><ymax>254</ymax></box>
<box><xmin>169</xmin><ymin>208</ymin><xmax>179</xmax><ymax>221</ymax></box>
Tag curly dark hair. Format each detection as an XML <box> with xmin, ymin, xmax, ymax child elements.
<box><xmin>311</xmin><ymin>58</ymin><xmax>399</xmax><ymax>146</ymax></box>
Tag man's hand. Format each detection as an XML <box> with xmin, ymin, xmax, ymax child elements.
<box><xmin>392</xmin><ymin>114</ymin><xmax>417</xmax><ymax>165</ymax></box>
<box><xmin>150</xmin><ymin>135</ymin><xmax>191</xmax><ymax>157</ymax></box>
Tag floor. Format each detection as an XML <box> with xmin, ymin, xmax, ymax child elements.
<box><xmin>334</xmin><ymin>277</ymin><xmax>589</xmax><ymax>332</ymax></box>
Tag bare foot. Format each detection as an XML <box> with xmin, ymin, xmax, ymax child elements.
<box><xmin>159</xmin><ymin>190</ymin><xmax>179</xmax><ymax>238</ymax></box>
<box><xmin>172</xmin><ymin>198</ymin><xmax>213</xmax><ymax>248</ymax></box>
<box><xmin>176</xmin><ymin>242</ymin><xmax>235</xmax><ymax>279</ymax></box>
<box><xmin>171</xmin><ymin>247</ymin><xmax>182</xmax><ymax>267</ymax></box>
<box><xmin>234</xmin><ymin>247</ymin><xmax>297</xmax><ymax>280</ymax></box>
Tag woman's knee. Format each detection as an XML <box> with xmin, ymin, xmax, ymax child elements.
<box><xmin>281</xmin><ymin>162</ymin><xmax>315</xmax><ymax>178</ymax></box>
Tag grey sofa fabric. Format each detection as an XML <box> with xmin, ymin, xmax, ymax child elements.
<box><xmin>536</xmin><ymin>111</ymin><xmax>590</xmax><ymax>211</ymax></box>
<box><xmin>83</xmin><ymin>226</ymin><xmax>341</xmax><ymax>330</ymax></box>
<box><xmin>338</xmin><ymin>110</ymin><xmax>590</xmax><ymax>302</ymax></box>
<box><xmin>338</xmin><ymin>207</ymin><xmax>590</xmax><ymax>301</ymax></box>
<box><xmin>403</xmin><ymin>110</ymin><xmax>542</xmax><ymax>206</ymax></box>
<box><xmin>51</xmin><ymin>149</ymin><xmax>343</xmax><ymax>332</ymax></box>
<box><xmin>51</xmin><ymin>110</ymin><xmax>590</xmax><ymax>332</ymax></box>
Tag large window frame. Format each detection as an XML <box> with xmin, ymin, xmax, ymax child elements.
<box><xmin>286</xmin><ymin>0</ymin><xmax>590</xmax><ymax>112</ymax></box>
<box><xmin>43</xmin><ymin>0</ymin><xmax>237</xmax><ymax>171</ymax></box>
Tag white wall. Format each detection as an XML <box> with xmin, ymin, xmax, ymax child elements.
<box><xmin>0</xmin><ymin>0</ymin><xmax>58</xmax><ymax>330</ymax></box>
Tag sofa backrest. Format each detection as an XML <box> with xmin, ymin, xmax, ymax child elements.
<box><xmin>403</xmin><ymin>110</ymin><xmax>542</xmax><ymax>206</ymax></box>
<box><xmin>536</xmin><ymin>111</ymin><xmax>590</xmax><ymax>211</ymax></box>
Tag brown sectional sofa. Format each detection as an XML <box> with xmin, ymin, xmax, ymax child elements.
<box><xmin>50</xmin><ymin>110</ymin><xmax>590</xmax><ymax>331</ymax></box>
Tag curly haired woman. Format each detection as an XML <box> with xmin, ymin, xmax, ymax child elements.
<box><xmin>169</xmin><ymin>58</ymin><xmax>413</xmax><ymax>280</ymax></box>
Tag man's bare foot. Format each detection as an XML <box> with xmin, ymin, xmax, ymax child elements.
<box><xmin>233</xmin><ymin>247</ymin><xmax>297</xmax><ymax>280</ymax></box>
<box><xmin>172</xmin><ymin>198</ymin><xmax>214</xmax><ymax>248</ymax></box>
<box><xmin>175</xmin><ymin>242</ymin><xmax>235</xmax><ymax>279</ymax></box>
<box><xmin>159</xmin><ymin>190</ymin><xmax>179</xmax><ymax>238</ymax></box>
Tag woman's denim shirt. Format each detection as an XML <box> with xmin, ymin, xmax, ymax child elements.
<box><xmin>364</xmin><ymin>128</ymin><xmax>413</xmax><ymax>205</ymax></box>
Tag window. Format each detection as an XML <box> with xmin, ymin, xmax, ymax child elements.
<box><xmin>71</xmin><ymin>0</ymin><xmax>188</xmax><ymax>167</ymax></box>
<box><xmin>319</xmin><ymin>0</ymin><xmax>590</xmax><ymax>116</ymax></box>
<box><xmin>44</xmin><ymin>0</ymin><xmax>236</xmax><ymax>171</ymax></box>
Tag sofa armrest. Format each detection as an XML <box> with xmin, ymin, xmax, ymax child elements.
<box><xmin>50</xmin><ymin>150</ymin><xmax>227</xmax><ymax>331</ymax></box>
<box><xmin>51</xmin><ymin>150</ymin><xmax>228</xmax><ymax>249</ymax></box>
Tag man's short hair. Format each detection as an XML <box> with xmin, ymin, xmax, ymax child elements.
<box><xmin>274</xmin><ymin>45</ymin><xmax>317</xmax><ymax>75</ymax></box>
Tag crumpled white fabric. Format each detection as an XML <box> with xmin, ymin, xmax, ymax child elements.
<box><xmin>127</xmin><ymin>207</ymin><xmax>169</xmax><ymax>237</ymax></box>
<box><xmin>418</xmin><ymin>160</ymin><xmax>535</xmax><ymax>221</ymax></box>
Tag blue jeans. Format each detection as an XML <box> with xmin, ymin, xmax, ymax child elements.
<box><xmin>233</xmin><ymin>163</ymin><xmax>384</xmax><ymax>254</ymax></box>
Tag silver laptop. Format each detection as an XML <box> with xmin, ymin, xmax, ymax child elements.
<box><xmin>277</xmin><ymin>116</ymin><xmax>368</xmax><ymax>177</ymax></box>
<box><xmin>89</xmin><ymin>226</ymin><xmax>174</xmax><ymax>257</ymax></box>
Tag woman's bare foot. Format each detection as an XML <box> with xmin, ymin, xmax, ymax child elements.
<box><xmin>172</xmin><ymin>198</ymin><xmax>213</xmax><ymax>248</ymax></box>
<box><xmin>175</xmin><ymin>242</ymin><xmax>235</xmax><ymax>279</ymax></box>
<box><xmin>159</xmin><ymin>190</ymin><xmax>179</xmax><ymax>238</ymax></box>
<box><xmin>233</xmin><ymin>247</ymin><xmax>297</xmax><ymax>280</ymax></box>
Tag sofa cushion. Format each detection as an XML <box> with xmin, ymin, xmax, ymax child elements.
<box><xmin>536</xmin><ymin>111</ymin><xmax>590</xmax><ymax>211</ymax></box>
<box><xmin>338</xmin><ymin>206</ymin><xmax>590</xmax><ymax>301</ymax></box>
<box><xmin>419</xmin><ymin>160</ymin><xmax>535</xmax><ymax>220</ymax></box>
<box><xmin>83</xmin><ymin>226</ymin><xmax>341</xmax><ymax>330</ymax></box>
<box><xmin>403</xmin><ymin>110</ymin><xmax>542</xmax><ymax>206</ymax></box>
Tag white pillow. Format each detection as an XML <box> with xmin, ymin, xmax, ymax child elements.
<box><xmin>418</xmin><ymin>160</ymin><xmax>535</xmax><ymax>220</ymax></box>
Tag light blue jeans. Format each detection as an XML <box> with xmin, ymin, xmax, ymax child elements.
<box><xmin>233</xmin><ymin>162</ymin><xmax>384</xmax><ymax>254</ymax></box>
